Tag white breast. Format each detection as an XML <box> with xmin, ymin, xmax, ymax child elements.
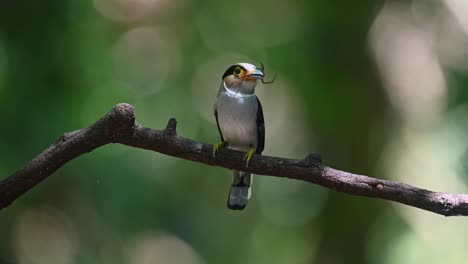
<box><xmin>216</xmin><ymin>91</ymin><xmax>258</xmax><ymax>152</ymax></box>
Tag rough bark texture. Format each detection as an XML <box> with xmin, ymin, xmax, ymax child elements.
<box><xmin>1</xmin><ymin>103</ymin><xmax>468</xmax><ymax>216</ymax></box>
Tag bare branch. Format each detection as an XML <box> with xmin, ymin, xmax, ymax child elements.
<box><xmin>1</xmin><ymin>103</ymin><xmax>468</xmax><ymax>216</ymax></box>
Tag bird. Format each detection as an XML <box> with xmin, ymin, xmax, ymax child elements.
<box><xmin>213</xmin><ymin>62</ymin><xmax>265</xmax><ymax>210</ymax></box>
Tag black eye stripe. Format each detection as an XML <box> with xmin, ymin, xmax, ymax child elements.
<box><xmin>222</xmin><ymin>65</ymin><xmax>247</xmax><ymax>79</ymax></box>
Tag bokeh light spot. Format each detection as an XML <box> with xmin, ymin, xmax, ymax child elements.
<box><xmin>127</xmin><ymin>233</ymin><xmax>203</xmax><ymax>264</ymax></box>
<box><xmin>369</xmin><ymin>2</ymin><xmax>447</xmax><ymax>127</ymax></box>
<box><xmin>13</xmin><ymin>206</ymin><xmax>78</xmax><ymax>264</ymax></box>
<box><xmin>93</xmin><ymin>0</ymin><xmax>178</xmax><ymax>22</ymax></box>
<box><xmin>113</xmin><ymin>26</ymin><xmax>182</xmax><ymax>95</ymax></box>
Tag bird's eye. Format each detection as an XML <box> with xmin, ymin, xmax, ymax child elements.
<box><xmin>233</xmin><ymin>67</ymin><xmax>243</xmax><ymax>76</ymax></box>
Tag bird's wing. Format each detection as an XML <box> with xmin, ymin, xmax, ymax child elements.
<box><xmin>214</xmin><ymin>104</ymin><xmax>224</xmax><ymax>141</ymax></box>
<box><xmin>256</xmin><ymin>97</ymin><xmax>265</xmax><ymax>154</ymax></box>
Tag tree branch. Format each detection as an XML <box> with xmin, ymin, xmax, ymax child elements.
<box><xmin>1</xmin><ymin>103</ymin><xmax>468</xmax><ymax>216</ymax></box>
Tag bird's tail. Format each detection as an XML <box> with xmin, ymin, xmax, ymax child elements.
<box><xmin>227</xmin><ymin>170</ymin><xmax>252</xmax><ymax>210</ymax></box>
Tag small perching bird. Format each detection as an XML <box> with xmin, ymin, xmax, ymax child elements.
<box><xmin>213</xmin><ymin>62</ymin><xmax>266</xmax><ymax>210</ymax></box>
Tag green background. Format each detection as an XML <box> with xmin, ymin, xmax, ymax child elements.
<box><xmin>2</xmin><ymin>0</ymin><xmax>468</xmax><ymax>263</ymax></box>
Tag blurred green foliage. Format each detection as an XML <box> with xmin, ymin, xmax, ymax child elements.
<box><xmin>2</xmin><ymin>0</ymin><xmax>468</xmax><ymax>263</ymax></box>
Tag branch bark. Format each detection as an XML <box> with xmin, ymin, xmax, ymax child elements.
<box><xmin>1</xmin><ymin>103</ymin><xmax>468</xmax><ymax>216</ymax></box>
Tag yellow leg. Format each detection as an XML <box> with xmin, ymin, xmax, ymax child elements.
<box><xmin>243</xmin><ymin>146</ymin><xmax>255</xmax><ymax>167</ymax></box>
<box><xmin>212</xmin><ymin>141</ymin><xmax>227</xmax><ymax>157</ymax></box>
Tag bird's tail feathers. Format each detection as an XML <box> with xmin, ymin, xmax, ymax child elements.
<box><xmin>227</xmin><ymin>171</ymin><xmax>252</xmax><ymax>210</ymax></box>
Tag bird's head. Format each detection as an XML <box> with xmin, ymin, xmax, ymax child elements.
<box><xmin>221</xmin><ymin>63</ymin><xmax>264</xmax><ymax>94</ymax></box>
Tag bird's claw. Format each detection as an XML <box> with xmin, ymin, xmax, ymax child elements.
<box><xmin>243</xmin><ymin>146</ymin><xmax>255</xmax><ymax>167</ymax></box>
<box><xmin>212</xmin><ymin>141</ymin><xmax>227</xmax><ymax>158</ymax></box>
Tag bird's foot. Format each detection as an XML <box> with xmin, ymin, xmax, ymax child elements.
<box><xmin>212</xmin><ymin>141</ymin><xmax>227</xmax><ymax>158</ymax></box>
<box><xmin>243</xmin><ymin>146</ymin><xmax>255</xmax><ymax>167</ymax></box>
